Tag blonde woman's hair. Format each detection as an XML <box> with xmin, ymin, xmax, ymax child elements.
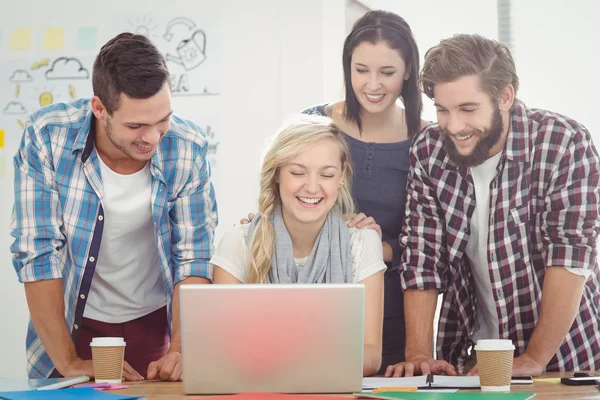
<box><xmin>248</xmin><ymin>114</ymin><xmax>355</xmax><ymax>284</ymax></box>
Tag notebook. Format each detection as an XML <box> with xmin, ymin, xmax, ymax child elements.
<box><xmin>0</xmin><ymin>387</ymin><xmax>142</xmax><ymax>400</ymax></box>
<box><xmin>0</xmin><ymin>376</ymin><xmax>89</xmax><ymax>392</ymax></box>
<box><xmin>355</xmin><ymin>392</ymin><xmax>536</xmax><ymax>400</ymax></box>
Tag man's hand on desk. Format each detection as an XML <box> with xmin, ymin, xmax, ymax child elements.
<box><xmin>467</xmin><ymin>352</ymin><xmax>544</xmax><ymax>377</ymax></box>
<box><xmin>61</xmin><ymin>357</ymin><xmax>143</xmax><ymax>381</ymax></box>
<box><xmin>384</xmin><ymin>355</ymin><xmax>457</xmax><ymax>377</ymax></box>
<box><xmin>147</xmin><ymin>351</ymin><xmax>182</xmax><ymax>381</ymax></box>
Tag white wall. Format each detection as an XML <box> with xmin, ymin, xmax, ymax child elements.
<box><xmin>512</xmin><ymin>0</ymin><xmax>600</xmax><ymax>144</ymax></box>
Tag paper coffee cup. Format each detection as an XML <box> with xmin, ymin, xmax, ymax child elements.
<box><xmin>90</xmin><ymin>337</ymin><xmax>126</xmax><ymax>384</ymax></box>
<box><xmin>475</xmin><ymin>339</ymin><xmax>515</xmax><ymax>392</ymax></box>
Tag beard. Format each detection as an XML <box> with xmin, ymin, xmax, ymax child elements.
<box><xmin>441</xmin><ymin>107</ymin><xmax>504</xmax><ymax>168</ymax></box>
<box><xmin>104</xmin><ymin>116</ymin><xmax>129</xmax><ymax>157</ymax></box>
<box><xmin>104</xmin><ymin>116</ymin><xmax>148</xmax><ymax>162</ymax></box>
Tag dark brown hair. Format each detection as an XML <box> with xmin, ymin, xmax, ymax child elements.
<box><xmin>420</xmin><ymin>34</ymin><xmax>519</xmax><ymax>108</ymax></box>
<box><xmin>342</xmin><ymin>10</ymin><xmax>422</xmax><ymax>137</ymax></box>
<box><xmin>92</xmin><ymin>32</ymin><xmax>170</xmax><ymax>114</ymax></box>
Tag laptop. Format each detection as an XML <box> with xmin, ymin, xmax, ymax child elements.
<box><xmin>180</xmin><ymin>284</ymin><xmax>364</xmax><ymax>394</ymax></box>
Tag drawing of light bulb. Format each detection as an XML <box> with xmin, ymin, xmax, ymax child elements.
<box><xmin>136</xmin><ymin>25</ymin><xmax>150</xmax><ymax>36</ymax></box>
<box><xmin>126</xmin><ymin>15</ymin><xmax>159</xmax><ymax>40</ymax></box>
<box><xmin>39</xmin><ymin>92</ymin><xmax>53</xmax><ymax>107</ymax></box>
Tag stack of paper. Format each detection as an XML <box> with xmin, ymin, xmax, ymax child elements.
<box><xmin>357</xmin><ymin>393</ymin><xmax>536</xmax><ymax>400</ymax></box>
<box><xmin>363</xmin><ymin>375</ymin><xmax>480</xmax><ymax>390</ymax></box>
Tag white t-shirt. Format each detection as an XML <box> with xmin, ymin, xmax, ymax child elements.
<box><xmin>466</xmin><ymin>152</ymin><xmax>502</xmax><ymax>341</ymax></box>
<box><xmin>83</xmin><ymin>157</ymin><xmax>167</xmax><ymax>323</ymax></box>
<box><xmin>209</xmin><ymin>224</ymin><xmax>387</xmax><ymax>283</ymax></box>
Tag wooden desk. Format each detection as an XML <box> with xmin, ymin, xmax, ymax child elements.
<box><xmin>114</xmin><ymin>373</ymin><xmax>600</xmax><ymax>399</ymax></box>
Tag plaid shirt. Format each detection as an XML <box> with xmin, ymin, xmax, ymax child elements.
<box><xmin>399</xmin><ymin>100</ymin><xmax>600</xmax><ymax>372</ymax></box>
<box><xmin>10</xmin><ymin>99</ymin><xmax>218</xmax><ymax>378</ymax></box>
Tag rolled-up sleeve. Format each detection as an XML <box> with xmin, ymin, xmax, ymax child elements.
<box><xmin>399</xmin><ymin>138</ymin><xmax>449</xmax><ymax>292</ymax></box>
<box><xmin>170</xmin><ymin>149</ymin><xmax>218</xmax><ymax>284</ymax></box>
<box><xmin>543</xmin><ymin>128</ymin><xmax>600</xmax><ymax>270</ymax></box>
<box><xmin>10</xmin><ymin>123</ymin><xmax>66</xmax><ymax>283</ymax></box>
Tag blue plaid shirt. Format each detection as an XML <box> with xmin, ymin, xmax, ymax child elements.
<box><xmin>10</xmin><ymin>99</ymin><xmax>218</xmax><ymax>378</ymax></box>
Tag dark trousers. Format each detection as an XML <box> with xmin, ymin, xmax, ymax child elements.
<box><xmin>75</xmin><ymin>306</ymin><xmax>169</xmax><ymax>378</ymax></box>
<box><xmin>377</xmin><ymin>271</ymin><xmax>406</xmax><ymax>374</ymax></box>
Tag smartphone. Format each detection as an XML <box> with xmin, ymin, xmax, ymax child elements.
<box><xmin>561</xmin><ymin>372</ymin><xmax>600</xmax><ymax>386</ymax></box>
<box><xmin>511</xmin><ymin>376</ymin><xmax>533</xmax><ymax>384</ymax></box>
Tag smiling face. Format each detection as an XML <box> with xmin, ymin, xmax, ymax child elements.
<box><xmin>277</xmin><ymin>138</ymin><xmax>344</xmax><ymax>228</ymax></box>
<box><xmin>434</xmin><ymin>75</ymin><xmax>509</xmax><ymax>167</ymax></box>
<box><xmin>350</xmin><ymin>41</ymin><xmax>407</xmax><ymax>115</ymax></box>
<box><xmin>95</xmin><ymin>82</ymin><xmax>173</xmax><ymax>163</ymax></box>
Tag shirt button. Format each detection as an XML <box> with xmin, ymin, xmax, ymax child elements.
<box><xmin>496</xmin><ymin>289</ymin><xmax>503</xmax><ymax>298</ymax></box>
<box><xmin>366</xmin><ymin>165</ymin><xmax>371</xmax><ymax>171</ymax></box>
<box><xmin>80</xmin><ymin>294</ymin><xmax>86</xmax><ymax>299</ymax></box>
<box><xmin>74</xmin><ymin>324</ymin><xmax>79</xmax><ymax>330</ymax></box>
<box><xmin>98</xmin><ymin>215</ymin><xmax>103</xmax><ymax>221</ymax></box>
<box><xmin>463</xmin><ymin>227</ymin><xmax>469</xmax><ymax>233</ymax></box>
<box><xmin>490</xmin><ymin>254</ymin><xmax>495</xmax><ymax>261</ymax></box>
<box><xmin>369</xmin><ymin>143</ymin><xmax>375</xmax><ymax>149</ymax></box>
<box><xmin>89</xmin><ymin>256</ymin><xmax>95</xmax><ymax>262</ymax></box>
<box><xmin>368</xmin><ymin>155</ymin><xmax>373</xmax><ymax>160</ymax></box>
<box><xmin>490</xmin><ymin>217</ymin><xmax>494</xmax><ymax>224</ymax></box>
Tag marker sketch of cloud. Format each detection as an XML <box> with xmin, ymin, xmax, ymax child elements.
<box><xmin>3</xmin><ymin>101</ymin><xmax>27</xmax><ymax>115</ymax></box>
<box><xmin>9</xmin><ymin>69</ymin><xmax>32</xmax><ymax>82</ymax></box>
<box><xmin>46</xmin><ymin>57</ymin><xmax>90</xmax><ymax>80</ymax></box>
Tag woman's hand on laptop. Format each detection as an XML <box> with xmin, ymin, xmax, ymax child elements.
<box><xmin>147</xmin><ymin>351</ymin><xmax>182</xmax><ymax>381</ymax></box>
<box><xmin>384</xmin><ymin>356</ymin><xmax>457</xmax><ymax>377</ymax></box>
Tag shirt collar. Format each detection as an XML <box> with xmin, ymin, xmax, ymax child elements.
<box><xmin>503</xmin><ymin>100</ymin><xmax>530</xmax><ymax>164</ymax></box>
<box><xmin>71</xmin><ymin>101</ymin><xmax>95</xmax><ymax>163</ymax></box>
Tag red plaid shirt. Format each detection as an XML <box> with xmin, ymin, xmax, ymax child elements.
<box><xmin>399</xmin><ymin>101</ymin><xmax>600</xmax><ymax>372</ymax></box>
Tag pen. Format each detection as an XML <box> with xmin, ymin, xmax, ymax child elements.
<box><xmin>372</xmin><ymin>387</ymin><xmax>418</xmax><ymax>392</ymax></box>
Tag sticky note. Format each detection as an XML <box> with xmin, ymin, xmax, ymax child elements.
<box><xmin>76</xmin><ymin>27</ymin><xmax>97</xmax><ymax>50</ymax></box>
<box><xmin>10</xmin><ymin>28</ymin><xmax>31</xmax><ymax>50</ymax></box>
<box><xmin>0</xmin><ymin>129</ymin><xmax>4</xmax><ymax>148</ymax></box>
<box><xmin>44</xmin><ymin>28</ymin><xmax>64</xmax><ymax>50</ymax></box>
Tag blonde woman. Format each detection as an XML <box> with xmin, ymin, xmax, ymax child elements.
<box><xmin>210</xmin><ymin>115</ymin><xmax>386</xmax><ymax>376</ymax></box>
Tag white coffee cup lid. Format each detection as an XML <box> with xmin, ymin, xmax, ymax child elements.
<box><xmin>474</xmin><ymin>339</ymin><xmax>515</xmax><ymax>351</ymax></box>
<box><xmin>90</xmin><ymin>337</ymin><xmax>126</xmax><ymax>347</ymax></box>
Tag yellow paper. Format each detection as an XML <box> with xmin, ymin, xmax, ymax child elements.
<box><xmin>44</xmin><ymin>28</ymin><xmax>64</xmax><ymax>50</ymax></box>
<box><xmin>534</xmin><ymin>377</ymin><xmax>561</xmax><ymax>383</ymax></box>
<box><xmin>0</xmin><ymin>129</ymin><xmax>4</xmax><ymax>148</ymax></box>
<box><xmin>10</xmin><ymin>28</ymin><xmax>31</xmax><ymax>50</ymax></box>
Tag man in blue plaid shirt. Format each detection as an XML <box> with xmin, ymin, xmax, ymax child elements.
<box><xmin>385</xmin><ymin>34</ymin><xmax>600</xmax><ymax>377</ymax></box>
<box><xmin>10</xmin><ymin>33</ymin><xmax>217</xmax><ymax>381</ymax></box>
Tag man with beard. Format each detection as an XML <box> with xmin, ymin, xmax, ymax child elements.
<box><xmin>10</xmin><ymin>33</ymin><xmax>217</xmax><ymax>381</ymax></box>
<box><xmin>385</xmin><ymin>34</ymin><xmax>600</xmax><ymax>377</ymax></box>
